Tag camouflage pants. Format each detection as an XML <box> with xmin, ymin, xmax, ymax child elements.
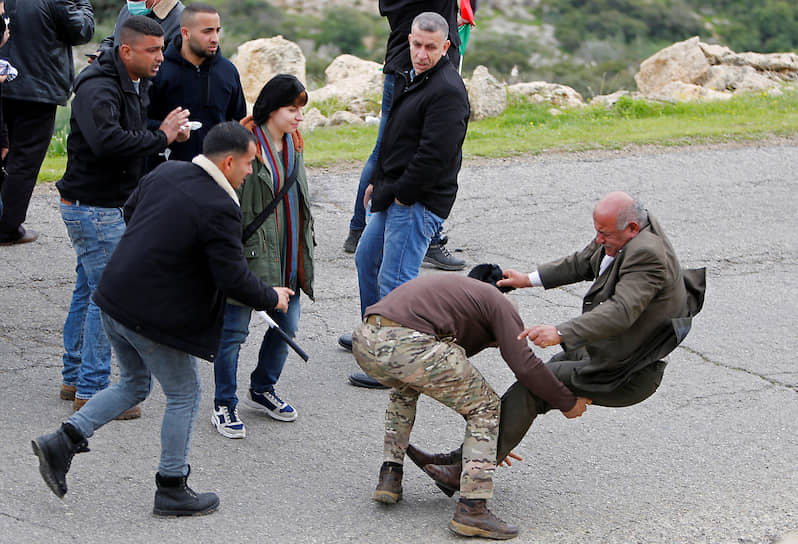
<box><xmin>352</xmin><ymin>322</ymin><xmax>499</xmax><ymax>499</ymax></box>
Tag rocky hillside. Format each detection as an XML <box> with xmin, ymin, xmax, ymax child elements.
<box><xmin>91</xmin><ymin>0</ymin><xmax>798</xmax><ymax>97</ymax></box>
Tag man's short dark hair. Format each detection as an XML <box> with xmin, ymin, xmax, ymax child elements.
<box><xmin>180</xmin><ymin>3</ymin><xmax>219</xmax><ymax>26</ymax></box>
<box><xmin>203</xmin><ymin>122</ymin><xmax>256</xmax><ymax>159</ymax></box>
<box><xmin>119</xmin><ymin>15</ymin><xmax>164</xmax><ymax>46</ymax></box>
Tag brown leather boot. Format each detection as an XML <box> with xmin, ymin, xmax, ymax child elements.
<box><xmin>449</xmin><ymin>497</ymin><xmax>519</xmax><ymax>540</ymax></box>
<box><xmin>60</xmin><ymin>384</ymin><xmax>77</xmax><ymax>401</ymax></box>
<box><xmin>423</xmin><ymin>462</ymin><xmax>462</xmax><ymax>497</ymax></box>
<box><xmin>73</xmin><ymin>397</ymin><xmax>142</xmax><ymax>420</ymax></box>
<box><xmin>406</xmin><ymin>444</ymin><xmax>461</xmax><ymax>469</ymax></box>
<box><xmin>373</xmin><ymin>463</ymin><xmax>402</xmax><ymax>504</ymax></box>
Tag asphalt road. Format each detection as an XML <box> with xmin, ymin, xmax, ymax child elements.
<box><xmin>1</xmin><ymin>142</ymin><xmax>796</xmax><ymax>543</ymax></box>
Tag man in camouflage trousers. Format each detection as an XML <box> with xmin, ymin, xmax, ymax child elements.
<box><xmin>352</xmin><ymin>268</ymin><xmax>590</xmax><ymax>540</ymax></box>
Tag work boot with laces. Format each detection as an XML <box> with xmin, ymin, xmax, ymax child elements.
<box><xmin>153</xmin><ymin>466</ymin><xmax>219</xmax><ymax>517</ymax></box>
<box><xmin>423</xmin><ymin>240</ymin><xmax>466</xmax><ymax>271</ymax></box>
<box><xmin>31</xmin><ymin>423</ymin><xmax>90</xmax><ymax>498</ymax></box>
<box><xmin>449</xmin><ymin>497</ymin><xmax>519</xmax><ymax>540</ymax></box>
<box><xmin>373</xmin><ymin>462</ymin><xmax>403</xmax><ymax>504</ymax></box>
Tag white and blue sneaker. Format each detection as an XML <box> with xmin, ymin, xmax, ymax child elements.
<box><xmin>246</xmin><ymin>387</ymin><xmax>298</xmax><ymax>422</ymax></box>
<box><xmin>212</xmin><ymin>404</ymin><xmax>246</xmax><ymax>439</ymax></box>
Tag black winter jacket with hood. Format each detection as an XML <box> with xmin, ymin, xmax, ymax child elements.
<box><xmin>56</xmin><ymin>47</ymin><xmax>167</xmax><ymax>207</ymax></box>
<box><xmin>147</xmin><ymin>36</ymin><xmax>247</xmax><ymax>164</ymax></box>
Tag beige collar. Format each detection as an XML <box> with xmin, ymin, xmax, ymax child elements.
<box><xmin>153</xmin><ymin>0</ymin><xmax>179</xmax><ymax>19</ymax></box>
<box><xmin>192</xmin><ymin>155</ymin><xmax>240</xmax><ymax>206</ymax></box>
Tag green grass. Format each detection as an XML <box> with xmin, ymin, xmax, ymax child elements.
<box><xmin>39</xmin><ymin>88</ymin><xmax>798</xmax><ymax>179</ymax></box>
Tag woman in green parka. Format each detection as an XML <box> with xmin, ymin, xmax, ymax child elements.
<box><xmin>211</xmin><ymin>74</ymin><xmax>314</xmax><ymax>439</ymax></box>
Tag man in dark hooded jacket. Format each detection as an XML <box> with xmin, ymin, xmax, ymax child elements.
<box><xmin>55</xmin><ymin>16</ymin><xmax>190</xmax><ymax>418</ymax></box>
<box><xmin>147</xmin><ymin>2</ymin><xmax>246</xmax><ymax>166</ymax></box>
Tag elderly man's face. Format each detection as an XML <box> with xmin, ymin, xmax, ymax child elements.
<box><xmin>408</xmin><ymin>26</ymin><xmax>449</xmax><ymax>75</ymax></box>
<box><xmin>593</xmin><ymin>210</ymin><xmax>639</xmax><ymax>257</ymax></box>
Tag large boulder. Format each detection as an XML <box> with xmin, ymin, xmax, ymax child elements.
<box><xmin>635</xmin><ymin>37</ymin><xmax>711</xmax><ymax>96</ymax></box>
<box><xmin>307</xmin><ymin>54</ymin><xmax>384</xmax><ymax>114</ymax></box>
<box><xmin>636</xmin><ymin>37</ymin><xmax>798</xmax><ymax>101</ymax></box>
<box><xmin>647</xmin><ymin>81</ymin><xmax>731</xmax><ymax>102</ymax></box>
<box><xmin>508</xmin><ymin>81</ymin><xmax>585</xmax><ymax>108</ymax></box>
<box><xmin>467</xmin><ymin>65</ymin><xmax>507</xmax><ymax>120</ymax></box>
<box><xmin>299</xmin><ymin>107</ymin><xmax>328</xmax><ymax>132</ymax></box>
<box><xmin>232</xmin><ymin>36</ymin><xmax>307</xmax><ymax>104</ymax></box>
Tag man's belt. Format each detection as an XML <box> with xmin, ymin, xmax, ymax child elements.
<box><xmin>365</xmin><ymin>314</ymin><xmax>402</xmax><ymax>328</ymax></box>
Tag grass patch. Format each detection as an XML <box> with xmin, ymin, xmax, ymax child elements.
<box><xmin>39</xmin><ymin>88</ymin><xmax>798</xmax><ymax>179</ymax></box>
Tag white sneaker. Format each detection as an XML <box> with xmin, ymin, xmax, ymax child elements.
<box><xmin>212</xmin><ymin>405</ymin><xmax>246</xmax><ymax>439</ymax></box>
<box><xmin>246</xmin><ymin>388</ymin><xmax>298</xmax><ymax>422</ymax></box>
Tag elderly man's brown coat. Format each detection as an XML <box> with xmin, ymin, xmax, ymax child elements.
<box><xmin>538</xmin><ymin>213</ymin><xmax>705</xmax><ymax>393</ymax></box>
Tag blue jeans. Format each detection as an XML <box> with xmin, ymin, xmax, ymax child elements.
<box><xmin>349</xmin><ymin>73</ymin><xmax>395</xmax><ymax>232</ymax></box>
<box><xmin>213</xmin><ymin>293</ymin><xmax>301</xmax><ymax>408</ymax></box>
<box><xmin>60</xmin><ymin>202</ymin><xmax>126</xmax><ymax>399</ymax></box>
<box><xmin>355</xmin><ymin>201</ymin><xmax>443</xmax><ymax>316</ymax></box>
<box><xmin>68</xmin><ymin>313</ymin><xmax>201</xmax><ymax>477</ymax></box>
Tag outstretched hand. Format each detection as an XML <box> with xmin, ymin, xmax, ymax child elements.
<box><xmin>562</xmin><ymin>397</ymin><xmax>591</xmax><ymax>419</ymax></box>
<box><xmin>499</xmin><ymin>451</ymin><xmax>523</xmax><ymax>467</ymax></box>
<box><xmin>497</xmin><ymin>268</ymin><xmax>532</xmax><ymax>289</ymax></box>
<box><xmin>518</xmin><ymin>324</ymin><xmax>561</xmax><ymax>348</ymax></box>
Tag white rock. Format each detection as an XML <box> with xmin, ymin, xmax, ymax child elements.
<box><xmin>635</xmin><ymin>36</ymin><xmax>710</xmax><ymax>96</ymax></box>
<box><xmin>329</xmin><ymin>110</ymin><xmax>364</xmax><ymax>126</ymax></box>
<box><xmin>467</xmin><ymin>65</ymin><xmax>507</xmax><ymax>120</ymax></box>
<box><xmin>299</xmin><ymin>107</ymin><xmax>328</xmax><ymax>132</ymax></box>
<box><xmin>508</xmin><ymin>81</ymin><xmax>585</xmax><ymax>108</ymax></box>
<box><xmin>232</xmin><ymin>36</ymin><xmax>307</xmax><ymax>104</ymax></box>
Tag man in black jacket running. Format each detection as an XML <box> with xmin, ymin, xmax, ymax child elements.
<box><xmin>32</xmin><ymin>122</ymin><xmax>293</xmax><ymax>517</ymax></box>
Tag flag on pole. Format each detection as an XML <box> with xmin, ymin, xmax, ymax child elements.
<box><xmin>458</xmin><ymin>0</ymin><xmax>476</xmax><ymax>69</ymax></box>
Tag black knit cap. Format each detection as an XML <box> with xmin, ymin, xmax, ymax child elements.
<box><xmin>468</xmin><ymin>263</ymin><xmax>516</xmax><ymax>293</ymax></box>
<box><xmin>252</xmin><ymin>74</ymin><xmax>307</xmax><ymax>125</ymax></box>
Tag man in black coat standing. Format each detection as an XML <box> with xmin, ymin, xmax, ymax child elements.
<box><xmin>55</xmin><ymin>16</ymin><xmax>190</xmax><ymax>419</ymax></box>
<box><xmin>32</xmin><ymin>122</ymin><xmax>293</xmax><ymax>517</ymax></box>
<box><xmin>0</xmin><ymin>0</ymin><xmax>94</xmax><ymax>245</ymax></box>
<box><xmin>348</xmin><ymin>11</ymin><xmax>470</xmax><ymax>388</ymax></box>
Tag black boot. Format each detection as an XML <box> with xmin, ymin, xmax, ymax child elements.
<box><xmin>153</xmin><ymin>467</ymin><xmax>219</xmax><ymax>517</ymax></box>
<box><xmin>31</xmin><ymin>423</ymin><xmax>90</xmax><ymax>498</ymax></box>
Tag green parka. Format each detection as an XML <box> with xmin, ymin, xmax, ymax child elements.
<box><xmin>233</xmin><ymin>117</ymin><xmax>315</xmax><ymax>302</ymax></box>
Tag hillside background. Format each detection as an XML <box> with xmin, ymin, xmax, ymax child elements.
<box><xmin>89</xmin><ymin>0</ymin><xmax>798</xmax><ymax>97</ymax></box>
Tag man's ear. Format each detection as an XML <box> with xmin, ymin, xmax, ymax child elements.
<box><xmin>627</xmin><ymin>221</ymin><xmax>641</xmax><ymax>235</ymax></box>
<box><xmin>180</xmin><ymin>26</ymin><xmax>190</xmax><ymax>40</ymax></box>
<box><xmin>442</xmin><ymin>39</ymin><xmax>450</xmax><ymax>54</ymax></box>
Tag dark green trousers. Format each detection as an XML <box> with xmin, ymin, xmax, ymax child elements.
<box><xmin>496</xmin><ymin>355</ymin><xmax>667</xmax><ymax>460</ymax></box>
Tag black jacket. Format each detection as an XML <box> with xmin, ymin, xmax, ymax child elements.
<box><xmin>380</xmin><ymin>0</ymin><xmax>460</xmax><ymax>75</ymax></box>
<box><xmin>370</xmin><ymin>57</ymin><xmax>469</xmax><ymax>219</ymax></box>
<box><xmin>0</xmin><ymin>0</ymin><xmax>94</xmax><ymax>105</ymax></box>
<box><xmin>93</xmin><ymin>160</ymin><xmax>279</xmax><ymax>361</ymax></box>
<box><xmin>147</xmin><ymin>37</ymin><xmax>247</xmax><ymax>164</ymax></box>
<box><xmin>56</xmin><ymin>48</ymin><xmax>167</xmax><ymax>207</ymax></box>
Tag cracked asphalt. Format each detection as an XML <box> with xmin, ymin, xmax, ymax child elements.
<box><xmin>1</xmin><ymin>142</ymin><xmax>796</xmax><ymax>543</ymax></box>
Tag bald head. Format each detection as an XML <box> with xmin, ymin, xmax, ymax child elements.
<box><xmin>592</xmin><ymin>192</ymin><xmax>647</xmax><ymax>256</ymax></box>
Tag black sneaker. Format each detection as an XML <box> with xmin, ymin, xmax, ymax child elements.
<box><xmin>424</xmin><ymin>242</ymin><xmax>466</xmax><ymax>271</ymax></box>
<box><xmin>343</xmin><ymin>229</ymin><xmax>363</xmax><ymax>253</ymax></box>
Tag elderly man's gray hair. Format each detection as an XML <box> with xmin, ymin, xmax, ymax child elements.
<box><xmin>412</xmin><ymin>12</ymin><xmax>449</xmax><ymax>38</ymax></box>
<box><xmin>616</xmin><ymin>199</ymin><xmax>649</xmax><ymax>230</ymax></box>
